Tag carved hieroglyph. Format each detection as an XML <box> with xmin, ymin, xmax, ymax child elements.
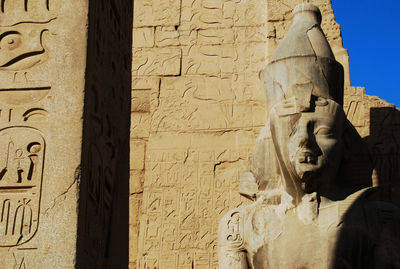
<box><xmin>0</xmin><ymin>127</ymin><xmax>45</xmax><ymax>247</ymax></box>
<box><xmin>0</xmin><ymin>1</ymin><xmax>82</xmax><ymax>267</ymax></box>
<box><xmin>0</xmin><ymin>0</ymin><xmax>131</xmax><ymax>268</ymax></box>
<box><xmin>131</xmin><ymin>0</ymin><xmax>400</xmax><ymax>268</ymax></box>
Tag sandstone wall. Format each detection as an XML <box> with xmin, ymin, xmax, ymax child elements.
<box><xmin>131</xmin><ymin>0</ymin><xmax>400</xmax><ymax>268</ymax></box>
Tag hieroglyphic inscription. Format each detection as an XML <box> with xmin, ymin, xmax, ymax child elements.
<box><xmin>0</xmin><ymin>0</ymin><xmax>58</xmax><ymax>255</ymax></box>
<box><xmin>17</xmin><ymin>256</ymin><xmax>27</xmax><ymax>269</ymax></box>
<box><xmin>133</xmin><ymin>0</ymin><xmax>400</xmax><ymax>268</ymax></box>
<box><xmin>0</xmin><ymin>1</ymin><xmax>58</xmax><ymax>106</ymax></box>
<box><xmin>138</xmin><ymin>137</ymin><xmax>251</xmax><ymax>268</ymax></box>
<box><xmin>0</xmin><ymin>127</ymin><xmax>45</xmax><ymax>246</ymax></box>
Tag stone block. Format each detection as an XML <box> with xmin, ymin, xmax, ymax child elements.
<box><xmin>131</xmin><ymin>140</ymin><xmax>146</xmax><ymax>170</ymax></box>
<box><xmin>132</xmin><ymin>47</ymin><xmax>182</xmax><ymax>76</ymax></box>
<box><xmin>134</xmin><ymin>0</ymin><xmax>181</xmax><ymax>27</ymax></box>
<box><xmin>132</xmin><ymin>78</ymin><xmax>161</xmax><ymax>113</ymax></box>
<box><xmin>146</xmin><ymin>76</ymin><xmax>266</xmax><ymax>132</ymax></box>
<box><xmin>177</xmin><ymin>27</ymin><xmax>198</xmax><ymax>46</ymax></box>
<box><xmin>132</xmin><ymin>89</ymin><xmax>151</xmax><ymax>112</ymax></box>
<box><xmin>130</xmin><ymin>169</ymin><xmax>145</xmax><ymax>194</ymax></box>
<box><xmin>182</xmin><ymin>45</ymin><xmax>236</xmax><ymax>76</ymax></box>
<box><xmin>198</xmin><ymin>29</ymin><xmax>235</xmax><ymax>45</ymax></box>
<box><xmin>267</xmin><ymin>0</ymin><xmax>292</xmax><ymax>21</ymax></box>
<box><xmin>133</xmin><ymin>27</ymin><xmax>155</xmax><ymax>47</ymax></box>
<box><xmin>181</xmin><ymin>0</ymin><xmax>267</xmax><ymax>30</ymax></box>
<box><xmin>234</xmin><ymin>43</ymin><xmax>267</xmax><ymax>73</ymax></box>
<box><xmin>233</xmin><ymin>0</ymin><xmax>267</xmax><ymax>27</ymax></box>
<box><xmin>181</xmin><ymin>0</ymin><xmax>233</xmax><ymax>29</ymax></box>
<box><xmin>155</xmin><ymin>26</ymin><xmax>180</xmax><ymax>47</ymax></box>
<box><xmin>133</xmin><ymin>77</ymin><xmax>161</xmax><ymax>90</ymax></box>
<box><xmin>233</xmin><ymin>26</ymin><xmax>268</xmax><ymax>44</ymax></box>
<box><xmin>129</xmin><ymin>195</ymin><xmax>143</xmax><ymax>266</ymax></box>
<box><xmin>131</xmin><ymin>113</ymin><xmax>151</xmax><ymax>138</ymax></box>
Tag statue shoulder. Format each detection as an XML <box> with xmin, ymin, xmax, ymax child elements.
<box><xmin>218</xmin><ymin>200</ymin><xmax>277</xmax><ymax>251</ymax></box>
<box><xmin>363</xmin><ymin>188</ymin><xmax>400</xmax><ymax>229</ymax></box>
<box><xmin>218</xmin><ymin>206</ymin><xmax>253</xmax><ymax>269</ymax></box>
<box><xmin>358</xmin><ymin>188</ymin><xmax>400</xmax><ymax>267</ymax></box>
<box><xmin>218</xmin><ymin>206</ymin><xmax>248</xmax><ymax>251</ymax></box>
<box><xmin>341</xmin><ymin>187</ymin><xmax>400</xmax><ymax>237</ymax></box>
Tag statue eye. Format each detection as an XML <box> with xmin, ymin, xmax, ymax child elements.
<box><xmin>314</xmin><ymin>126</ymin><xmax>332</xmax><ymax>136</ymax></box>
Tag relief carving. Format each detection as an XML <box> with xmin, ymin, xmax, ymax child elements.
<box><xmin>0</xmin><ymin>0</ymin><xmax>59</xmax><ymax>105</ymax></box>
<box><xmin>0</xmin><ymin>127</ymin><xmax>45</xmax><ymax>246</ymax></box>
<box><xmin>0</xmin><ymin>2</ymin><xmax>52</xmax><ymax>251</ymax></box>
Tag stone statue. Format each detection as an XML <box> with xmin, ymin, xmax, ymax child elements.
<box><xmin>218</xmin><ymin>3</ymin><xmax>400</xmax><ymax>268</ymax></box>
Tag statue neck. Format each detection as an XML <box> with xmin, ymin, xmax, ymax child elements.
<box><xmin>284</xmin><ymin>178</ymin><xmax>340</xmax><ymax>207</ymax></box>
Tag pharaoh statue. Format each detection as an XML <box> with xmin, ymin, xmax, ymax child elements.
<box><xmin>218</xmin><ymin>3</ymin><xmax>400</xmax><ymax>269</ymax></box>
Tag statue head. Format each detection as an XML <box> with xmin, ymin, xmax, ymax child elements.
<box><xmin>252</xmin><ymin>3</ymin><xmax>373</xmax><ymax>203</ymax></box>
<box><xmin>270</xmin><ymin>94</ymin><xmax>347</xmax><ymax>194</ymax></box>
<box><xmin>290</xmin><ymin>99</ymin><xmax>346</xmax><ymax>184</ymax></box>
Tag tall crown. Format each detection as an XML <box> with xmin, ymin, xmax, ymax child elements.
<box><xmin>262</xmin><ymin>3</ymin><xmax>344</xmax><ymax>109</ymax></box>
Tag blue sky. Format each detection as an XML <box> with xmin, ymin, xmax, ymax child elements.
<box><xmin>331</xmin><ymin>0</ymin><xmax>400</xmax><ymax>107</ymax></box>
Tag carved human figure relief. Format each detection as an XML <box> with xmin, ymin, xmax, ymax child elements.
<box><xmin>218</xmin><ymin>4</ymin><xmax>400</xmax><ymax>269</ymax></box>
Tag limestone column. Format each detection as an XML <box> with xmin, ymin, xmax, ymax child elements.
<box><xmin>0</xmin><ymin>1</ymin><xmax>132</xmax><ymax>268</ymax></box>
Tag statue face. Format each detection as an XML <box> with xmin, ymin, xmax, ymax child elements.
<box><xmin>287</xmin><ymin>106</ymin><xmax>345</xmax><ymax>190</ymax></box>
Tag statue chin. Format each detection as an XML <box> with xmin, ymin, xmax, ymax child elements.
<box><xmin>293</xmin><ymin>161</ymin><xmax>322</xmax><ymax>192</ymax></box>
<box><xmin>295</xmin><ymin>163</ymin><xmax>319</xmax><ymax>179</ymax></box>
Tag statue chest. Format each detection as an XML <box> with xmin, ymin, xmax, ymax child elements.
<box><xmin>246</xmin><ymin>204</ymin><xmax>342</xmax><ymax>269</ymax></box>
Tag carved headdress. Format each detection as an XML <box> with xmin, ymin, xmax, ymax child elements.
<box><xmin>262</xmin><ymin>3</ymin><xmax>344</xmax><ymax>113</ymax></box>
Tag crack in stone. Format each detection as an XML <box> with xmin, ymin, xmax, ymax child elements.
<box><xmin>43</xmin><ymin>166</ymin><xmax>80</xmax><ymax>215</ymax></box>
<box><xmin>213</xmin><ymin>158</ymin><xmax>244</xmax><ymax>177</ymax></box>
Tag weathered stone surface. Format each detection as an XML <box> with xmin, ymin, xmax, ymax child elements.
<box><xmin>133</xmin><ymin>27</ymin><xmax>155</xmax><ymax>48</ymax></box>
<box><xmin>0</xmin><ymin>1</ymin><xmax>85</xmax><ymax>267</ymax></box>
<box><xmin>132</xmin><ymin>47</ymin><xmax>182</xmax><ymax>76</ymax></box>
<box><xmin>0</xmin><ymin>0</ymin><xmax>131</xmax><ymax>268</ymax></box>
<box><xmin>133</xmin><ymin>0</ymin><xmax>181</xmax><ymax>27</ymax></box>
<box><xmin>136</xmin><ymin>132</ymin><xmax>253</xmax><ymax>268</ymax></box>
<box><xmin>155</xmin><ymin>26</ymin><xmax>181</xmax><ymax>47</ymax></box>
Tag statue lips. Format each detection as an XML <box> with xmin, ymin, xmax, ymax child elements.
<box><xmin>298</xmin><ymin>151</ymin><xmax>317</xmax><ymax>164</ymax></box>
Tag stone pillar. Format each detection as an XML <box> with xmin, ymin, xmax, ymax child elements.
<box><xmin>0</xmin><ymin>1</ymin><xmax>132</xmax><ymax>268</ymax></box>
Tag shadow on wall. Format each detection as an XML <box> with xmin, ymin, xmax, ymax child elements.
<box><xmin>331</xmin><ymin>108</ymin><xmax>400</xmax><ymax>268</ymax></box>
<box><xmin>365</xmin><ymin>107</ymin><xmax>400</xmax><ymax>207</ymax></box>
<box><xmin>76</xmin><ymin>0</ymin><xmax>133</xmax><ymax>268</ymax></box>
